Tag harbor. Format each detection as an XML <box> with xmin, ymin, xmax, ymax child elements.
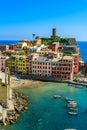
<box><xmin>0</xmin><ymin>82</ymin><xmax>86</xmax><ymax>130</ymax></box>
<box><xmin>0</xmin><ymin>68</ymin><xmax>28</xmax><ymax>125</ymax></box>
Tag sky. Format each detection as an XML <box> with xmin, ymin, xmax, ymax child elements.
<box><xmin>0</xmin><ymin>0</ymin><xmax>87</xmax><ymax>40</ymax></box>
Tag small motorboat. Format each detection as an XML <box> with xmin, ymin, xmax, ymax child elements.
<box><xmin>65</xmin><ymin>97</ymin><xmax>73</xmax><ymax>102</ymax></box>
<box><xmin>69</xmin><ymin>101</ymin><xmax>77</xmax><ymax>105</ymax></box>
<box><xmin>75</xmin><ymin>85</ymin><xmax>84</xmax><ymax>88</ymax></box>
<box><xmin>69</xmin><ymin>107</ymin><xmax>78</xmax><ymax>111</ymax></box>
<box><xmin>68</xmin><ymin>83</ymin><xmax>76</xmax><ymax>87</ymax></box>
<box><xmin>67</xmin><ymin>102</ymin><xmax>77</xmax><ymax>108</ymax></box>
<box><xmin>68</xmin><ymin>111</ymin><xmax>78</xmax><ymax>115</ymax></box>
<box><xmin>64</xmin><ymin>128</ymin><xmax>76</xmax><ymax>130</ymax></box>
<box><xmin>53</xmin><ymin>95</ymin><xmax>61</xmax><ymax>99</ymax></box>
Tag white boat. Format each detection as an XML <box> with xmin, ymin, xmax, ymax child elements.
<box><xmin>69</xmin><ymin>101</ymin><xmax>77</xmax><ymax>105</ymax></box>
<box><xmin>53</xmin><ymin>95</ymin><xmax>61</xmax><ymax>99</ymax></box>
<box><xmin>64</xmin><ymin>129</ymin><xmax>76</xmax><ymax>130</ymax></box>
<box><xmin>69</xmin><ymin>107</ymin><xmax>78</xmax><ymax>111</ymax></box>
<box><xmin>68</xmin><ymin>111</ymin><xmax>78</xmax><ymax>115</ymax></box>
<box><xmin>67</xmin><ymin>103</ymin><xmax>77</xmax><ymax>108</ymax></box>
<box><xmin>75</xmin><ymin>85</ymin><xmax>84</xmax><ymax>88</ymax></box>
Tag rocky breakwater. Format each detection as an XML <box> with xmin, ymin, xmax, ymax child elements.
<box><xmin>3</xmin><ymin>91</ymin><xmax>28</xmax><ymax>125</ymax></box>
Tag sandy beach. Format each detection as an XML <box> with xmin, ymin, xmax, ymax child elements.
<box><xmin>11</xmin><ymin>78</ymin><xmax>43</xmax><ymax>89</ymax></box>
<box><xmin>0</xmin><ymin>71</ymin><xmax>43</xmax><ymax>89</ymax></box>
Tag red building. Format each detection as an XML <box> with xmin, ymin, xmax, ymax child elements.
<box><xmin>72</xmin><ymin>54</ymin><xmax>79</xmax><ymax>73</ymax></box>
<box><xmin>48</xmin><ymin>42</ymin><xmax>60</xmax><ymax>52</ymax></box>
<box><xmin>52</xmin><ymin>56</ymin><xmax>74</xmax><ymax>80</ymax></box>
<box><xmin>9</xmin><ymin>44</ymin><xmax>16</xmax><ymax>50</ymax></box>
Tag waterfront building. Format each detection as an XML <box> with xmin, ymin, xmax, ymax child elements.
<box><xmin>52</xmin><ymin>56</ymin><xmax>74</xmax><ymax>80</ymax></box>
<box><xmin>32</xmin><ymin>56</ymin><xmax>52</xmax><ymax>76</ymax></box>
<box><xmin>72</xmin><ymin>54</ymin><xmax>79</xmax><ymax>73</ymax></box>
<box><xmin>31</xmin><ymin>55</ymin><xmax>74</xmax><ymax>80</ymax></box>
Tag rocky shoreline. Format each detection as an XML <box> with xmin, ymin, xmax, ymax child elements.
<box><xmin>1</xmin><ymin>90</ymin><xmax>28</xmax><ymax>125</ymax></box>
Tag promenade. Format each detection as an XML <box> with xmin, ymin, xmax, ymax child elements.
<box><xmin>0</xmin><ymin>71</ymin><xmax>87</xmax><ymax>88</ymax></box>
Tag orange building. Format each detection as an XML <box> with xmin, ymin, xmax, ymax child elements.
<box><xmin>72</xmin><ymin>54</ymin><xmax>79</xmax><ymax>73</ymax></box>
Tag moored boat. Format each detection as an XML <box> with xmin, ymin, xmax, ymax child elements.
<box><xmin>75</xmin><ymin>85</ymin><xmax>84</xmax><ymax>88</ymax></box>
<box><xmin>69</xmin><ymin>101</ymin><xmax>77</xmax><ymax>105</ymax></box>
<box><xmin>64</xmin><ymin>129</ymin><xmax>76</xmax><ymax>130</ymax></box>
<box><xmin>53</xmin><ymin>95</ymin><xmax>61</xmax><ymax>99</ymax></box>
<box><xmin>69</xmin><ymin>107</ymin><xmax>78</xmax><ymax>111</ymax></box>
<box><xmin>68</xmin><ymin>83</ymin><xmax>76</xmax><ymax>87</ymax></box>
<box><xmin>68</xmin><ymin>111</ymin><xmax>78</xmax><ymax>115</ymax></box>
<box><xmin>67</xmin><ymin>102</ymin><xmax>77</xmax><ymax>108</ymax></box>
<box><xmin>65</xmin><ymin>97</ymin><xmax>73</xmax><ymax>102</ymax></box>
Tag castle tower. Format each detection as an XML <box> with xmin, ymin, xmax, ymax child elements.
<box><xmin>52</xmin><ymin>28</ymin><xmax>56</xmax><ymax>37</ymax></box>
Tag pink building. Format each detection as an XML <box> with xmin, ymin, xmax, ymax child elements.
<box><xmin>72</xmin><ymin>54</ymin><xmax>79</xmax><ymax>73</ymax></box>
<box><xmin>48</xmin><ymin>42</ymin><xmax>60</xmax><ymax>52</ymax></box>
<box><xmin>32</xmin><ymin>57</ymin><xmax>51</xmax><ymax>76</ymax></box>
<box><xmin>0</xmin><ymin>56</ymin><xmax>6</xmax><ymax>71</ymax></box>
<box><xmin>26</xmin><ymin>53</ymin><xmax>39</xmax><ymax>75</ymax></box>
<box><xmin>52</xmin><ymin>56</ymin><xmax>74</xmax><ymax>80</ymax></box>
<box><xmin>26</xmin><ymin>54</ymin><xmax>76</xmax><ymax>80</ymax></box>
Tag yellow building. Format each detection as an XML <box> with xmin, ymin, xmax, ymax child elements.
<box><xmin>16</xmin><ymin>55</ymin><xmax>26</xmax><ymax>75</ymax></box>
<box><xmin>6</xmin><ymin>56</ymin><xmax>16</xmax><ymax>73</ymax></box>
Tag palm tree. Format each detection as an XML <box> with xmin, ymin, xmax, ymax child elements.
<box><xmin>32</xmin><ymin>34</ymin><xmax>35</xmax><ymax>42</ymax></box>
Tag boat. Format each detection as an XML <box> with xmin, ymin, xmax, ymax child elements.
<box><xmin>68</xmin><ymin>83</ymin><xmax>76</xmax><ymax>87</ymax></box>
<box><xmin>65</xmin><ymin>97</ymin><xmax>73</xmax><ymax>102</ymax></box>
<box><xmin>75</xmin><ymin>85</ymin><xmax>84</xmax><ymax>89</ymax></box>
<box><xmin>67</xmin><ymin>102</ymin><xmax>77</xmax><ymax>108</ymax></box>
<box><xmin>69</xmin><ymin>101</ymin><xmax>77</xmax><ymax>105</ymax></box>
<box><xmin>68</xmin><ymin>111</ymin><xmax>78</xmax><ymax>115</ymax></box>
<box><xmin>69</xmin><ymin>107</ymin><xmax>78</xmax><ymax>111</ymax></box>
<box><xmin>64</xmin><ymin>128</ymin><xmax>76</xmax><ymax>130</ymax></box>
<box><xmin>53</xmin><ymin>95</ymin><xmax>61</xmax><ymax>99</ymax></box>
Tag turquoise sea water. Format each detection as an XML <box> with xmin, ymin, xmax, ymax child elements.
<box><xmin>1</xmin><ymin>82</ymin><xmax>87</xmax><ymax>130</ymax></box>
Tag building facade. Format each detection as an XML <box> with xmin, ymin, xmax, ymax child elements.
<box><xmin>0</xmin><ymin>56</ymin><xmax>7</xmax><ymax>71</ymax></box>
<box><xmin>52</xmin><ymin>56</ymin><xmax>74</xmax><ymax>80</ymax></box>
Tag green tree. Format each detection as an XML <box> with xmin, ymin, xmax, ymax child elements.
<box><xmin>35</xmin><ymin>36</ymin><xmax>39</xmax><ymax>39</ymax></box>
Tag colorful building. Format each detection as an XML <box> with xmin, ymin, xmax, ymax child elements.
<box><xmin>0</xmin><ymin>56</ymin><xmax>7</xmax><ymax>71</ymax></box>
<box><xmin>72</xmin><ymin>54</ymin><xmax>79</xmax><ymax>73</ymax></box>
<box><xmin>26</xmin><ymin>53</ymin><xmax>39</xmax><ymax>75</ymax></box>
<box><xmin>48</xmin><ymin>42</ymin><xmax>60</xmax><ymax>52</ymax></box>
<box><xmin>6</xmin><ymin>56</ymin><xmax>16</xmax><ymax>73</ymax></box>
<box><xmin>52</xmin><ymin>56</ymin><xmax>74</xmax><ymax>80</ymax></box>
<box><xmin>16</xmin><ymin>55</ymin><xmax>27</xmax><ymax>75</ymax></box>
<box><xmin>32</xmin><ymin>56</ymin><xmax>51</xmax><ymax>76</ymax></box>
